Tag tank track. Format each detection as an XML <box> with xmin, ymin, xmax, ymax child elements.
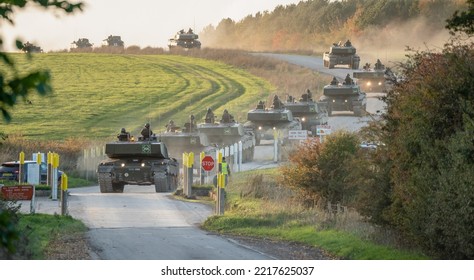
<box><xmin>154</xmin><ymin>173</ymin><xmax>169</xmax><ymax>193</ymax></box>
<box><xmin>98</xmin><ymin>173</ymin><xmax>114</xmax><ymax>193</ymax></box>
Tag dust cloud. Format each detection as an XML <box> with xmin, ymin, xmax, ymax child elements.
<box><xmin>353</xmin><ymin>16</ymin><xmax>452</xmax><ymax>67</ymax></box>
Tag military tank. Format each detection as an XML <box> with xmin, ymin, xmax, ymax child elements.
<box><xmin>323</xmin><ymin>39</ymin><xmax>360</xmax><ymax>69</ymax></box>
<box><xmin>197</xmin><ymin>108</ymin><xmax>255</xmax><ymax>162</ymax></box>
<box><xmin>97</xmin><ymin>128</ymin><xmax>179</xmax><ymax>193</ymax></box>
<box><xmin>21</xmin><ymin>41</ymin><xmax>43</xmax><ymax>53</ymax></box>
<box><xmin>284</xmin><ymin>89</ymin><xmax>329</xmax><ymax>135</ymax></box>
<box><xmin>320</xmin><ymin>75</ymin><xmax>367</xmax><ymax>117</ymax></box>
<box><xmin>103</xmin><ymin>35</ymin><xmax>124</xmax><ymax>47</ymax></box>
<box><xmin>244</xmin><ymin>95</ymin><xmax>302</xmax><ymax>145</ymax></box>
<box><xmin>352</xmin><ymin>59</ymin><xmax>387</xmax><ymax>92</ymax></box>
<box><xmin>158</xmin><ymin>115</ymin><xmax>208</xmax><ymax>162</ymax></box>
<box><xmin>71</xmin><ymin>38</ymin><xmax>93</xmax><ymax>49</ymax></box>
<box><xmin>168</xmin><ymin>28</ymin><xmax>201</xmax><ymax>50</ymax></box>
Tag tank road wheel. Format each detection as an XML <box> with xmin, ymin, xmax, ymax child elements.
<box><xmin>112</xmin><ymin>183</ymin><xmax>125</xmax><ymax>193</ymax></box>
<box><xmin>154</xmin><ymin>173</ymin><xmax>168</xmax><ymax>193</ymax></box>
<box><xmin>98</xmin><ymin>173</ymin><xmax>113</xmax><ymax>193</ymax></box>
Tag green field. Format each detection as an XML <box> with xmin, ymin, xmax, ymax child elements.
<box><xmin>4</xmin><ymin>53</ymin><xmax>274</xmax><ymax>140</ymax></box>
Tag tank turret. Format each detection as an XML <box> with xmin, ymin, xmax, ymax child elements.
<box><xmin>103</xmin><ymin>35</ymin><xmax>124</xmax><ymax>47</ymax></box>
<box><xmin>21</xmin><ymin>41</ymin><xmax>43</xmax><ymax>53</ymax></box>
<box><xmin>244</xmin><ymin>95</ymin><xmax>302</xmax><ymax>145</ymax></box>
<box><xmin>71</xmin><ymin>38</ymin><xmax>93</xmax><ymax>49</ymax></box>
<box><xmin>284</xmin><ymin>89</ymin><xmax>329</xmax><ymax>135</ymax></box>
<box><xmin>168</xmin><ymin>28</ymin><xmax>201</xmax><ymax>49</ymax></box>
<box><xmin>319</xmin><ymin>75</ymin><xmax>367</xmax><ymax>117</ymax></box>
<box><xmin>97</xmin><ymin>125</ymin><xmax>178</xmax><ymax>193</ymax></box>
<box><xmin>197</xmin><ymin>109</ymin><xmax>255</xmax><ymax>162</ymax></box>
<box><xmin>352</xmin><ymin>59</ymin><xmax>388</xmax><ymax>92</ymax></box>
<box><xmin>323</xmin><ymin>39</ymin><xmax>360</xmax><ymax>69</ymax></box>
<box><xmin>158</xmin><ymin>115</ymin><xmax>207</xmax><ymax>163</ymax></box>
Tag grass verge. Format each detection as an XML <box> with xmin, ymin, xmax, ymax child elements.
<box><xmin>17</xmin><ymin>213</ymin><xmax>88</xmax><ymax>259</ymax></box>
<box><xmin>201</xmin><ymin>168</ymin><xmax>428</xmax><ymax>260</ymax></box>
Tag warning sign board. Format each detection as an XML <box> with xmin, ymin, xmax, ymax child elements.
<box><xmin>288</xmin><ymin>130</ymin><xmax>308</xmax><ymax>140</ymax></box>
<box><xmin>1</xmin><ymin>185</ymin><xmax>34</xmax><ymax>200</ymax></box>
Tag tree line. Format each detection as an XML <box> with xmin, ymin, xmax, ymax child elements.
<box><xmin>200</xmin><ymin>0</ymin><xmax>466</xmax><ymax>51</ymax></box>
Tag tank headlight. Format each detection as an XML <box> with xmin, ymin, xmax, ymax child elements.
<box><xmin>345</xmin><ymin>100</ymin><xmax>348</xmax><ymax>103</ymax></box>
<box><xmin>301</xmin><ymin>117</ymin><xmax>306</xmax><ymax>122</ymax></box>
<box><xmin>121</xmin><ymin>163</ymin><xmax>125</xmax><ymax>167</ymax></box>
<box><xmin>141</xmin><ymin>163</ymin><xmax>145</xmax><ymax>167</ymax></box>
<box><xmin>273</xmin><ymin>127</ymin><xmax>276</xmax><ymax>130</ymax></box>
<box><xmin>378</xmin><ymin>82</ymin><xmax>382</xmax><ymax>86</ymax></box>
<box><xmin>332</xmin><ymin>100</ymin><xmax>335</xmax><ymax>102</ymax></box>
<box><xmin>258</xmin><ymin>126</ymin><xmax>262</xmax><ymax>130</ymax></box>
<box><xmin>367</xmin><ymin>81</ymin><xmax>371</xmax><ymax>86</ymax></box>
<box><xmin>124</xmin><ymin>173</ymin><xmax>129</xmax><ymax>177</ymax></box>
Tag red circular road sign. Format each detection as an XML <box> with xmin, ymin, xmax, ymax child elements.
<box><xmin>201</xmin><ymin>155</ymin><xmax>215</xmax><ymax>171</ymax></box>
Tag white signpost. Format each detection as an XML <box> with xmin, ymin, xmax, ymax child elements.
<box><xmin>288</xmin><ymin>130</ymin><xmax>308</xmax><ymax>140</ymax></box>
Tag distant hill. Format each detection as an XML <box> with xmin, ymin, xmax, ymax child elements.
<box><xmin>200</xmin><ymin>0</ymin><xmax>466</xmax><ymax>59</ymax></box>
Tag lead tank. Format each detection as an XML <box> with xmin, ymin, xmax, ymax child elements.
<box><xmin>244</xmin><ymin>95</ymin><xmax>302</xmax><ymax>145</ymax></box>
<box><xmin>320</xmin><ymin>75</ymin><xmax>367</xmax><ymax>117</ymax></box>
<box><xmin>352</xmin><ymin>59</ymin><xmax>387</xmax><ymax>92</ymax></box>
<box><xmin>284</xmin><ymin>89</ymin><xmax>329</xmax><ymax>135</ymax></box>
<box><xmin>323</xmin><ymin>39</ymin><xmax>360</xmax><ymax>69</ymax></box>
<box><xmin>198</xmin><ymin>109</ymin><xmax>255</xmax><ymax>162</ymax></box>
<box><xmin>97</xmin><ymin>130</ymin><xmax>178</xmax><ymax>193</ymax></box>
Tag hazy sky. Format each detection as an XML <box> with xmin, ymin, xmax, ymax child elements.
<box><xmin>1</xmin><ymin>0</ymin><xmax>301</xmax><ymax>51</ymax></box>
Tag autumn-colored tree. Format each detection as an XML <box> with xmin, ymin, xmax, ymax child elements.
<box><xmin>280</xmin><ymin>131</ymin><xmax>360</xmax><ymax>206</ymax></box>
<box><xmin>378</xmin><ymin>3</ymin><xmax>474</xmax><ymax>256</ymax></box>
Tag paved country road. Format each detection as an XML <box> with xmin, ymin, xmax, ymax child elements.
<box><xmin>65</xmin><ymin>186</ymin><xmax>274</xmax><ymax>260</ymax></box>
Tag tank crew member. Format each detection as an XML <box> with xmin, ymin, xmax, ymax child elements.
<box><xmin>344</xmin><ymin>39</ymin><xmax>352</xmax><ymax>47</ymax></box>
<box><xmin>375</xmin><ymin>59</ymin><xmax>383</xmax><ymax>70</ymax></box>
<box><xmin>271</xmin><ymin>95</ymin><xmax>284</xmax><ymax>109</ymax></box>
<box><xmin>221</xmin><ymin>109</ymin><xmax>234</xmax><ymax>123</ymax></box>
<box><xmin>344</xmin><ymin>74</ymin><xmax>353</xmax><ymax>85</ymax></box>
<box><xmin>330</xmin><ymin>76</ymin><xmax>338</xmax><ymax>85</ymax></box>
<box><xmin>184</xmin><ymin>115</ymin><xmax>197</xmax><ymax>132</ymax></box>
<box><xmin>256</xmin><ymin>100</ymin><xmax>265</xmax><ymax>110</ymax></box>
<box><xmin>141</xmin><ymin>123</ymin><xmax>153</xmax><ymax>140</ymax></box>
<box><xmin>205</xmin><ymin>108</ymin><xmax>215</xmax><ymax>124</ymax></box>
<box><xmin>300</xmin><ymin>89</ymin><xmax>313</xmax><ymax>102</ymax></box>
<box><xmin>363</xmin><ymin>62</ymin><xmax>371</xmax><ymax>71</ymax></box>
<box><xmin>166</xmin><ymin>120</ymin><xmax>178</xmax><ymax>132</ymax></box>
<box><xmin>117</xmin><ymin>128</ymin><xmax>130</xmax><ymax>141</ymax></box>
<box><xmin>190</xmin><ymin>114</ymin><xmax>196</xmax><ymax>131</ymax></box>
